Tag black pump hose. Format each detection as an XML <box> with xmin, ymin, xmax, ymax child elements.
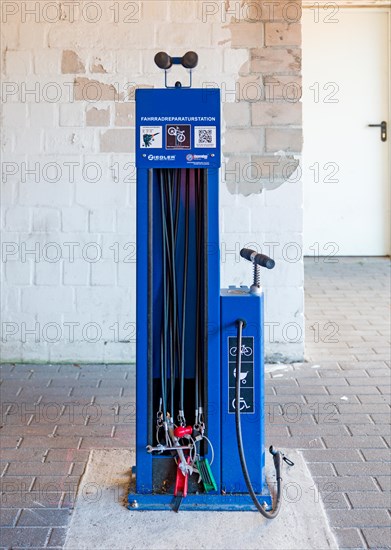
<box><xmin>235</xmin><ymin>319</ymin><xmax>284</xmax><ymax>519</ymax></box>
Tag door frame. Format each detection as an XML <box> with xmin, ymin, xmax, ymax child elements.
<box><xmin>302</xmin><ymin>3</ymin><xmax>391</xmax><ymax>256</ymax></box>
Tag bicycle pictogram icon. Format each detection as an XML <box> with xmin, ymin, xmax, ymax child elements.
<box><xmin>168</xmin><ymin>126</ymin><xmax>186</xmax><ymax>143</ymax></box>
<box><xmin>229</xmin><ymin>344</ymin><xmax>252</xmax><ymax>358</ymax></box>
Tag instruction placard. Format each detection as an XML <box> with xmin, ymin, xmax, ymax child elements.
<box><xmin>228</xmin><ymin>336</ymin><xmax>254</xmax><ymax>414</ymax></box>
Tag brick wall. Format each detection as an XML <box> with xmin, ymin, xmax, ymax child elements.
<box><xmin>1</xmin><ymin>0</ymin><xmax>304</xmax><ymax>363</ymax></box>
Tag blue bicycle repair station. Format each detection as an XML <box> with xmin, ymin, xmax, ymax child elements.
<box><xmin>129</xmin><ymin>51</ymin><xmax>293</xmax><ymax>515</ymax></box>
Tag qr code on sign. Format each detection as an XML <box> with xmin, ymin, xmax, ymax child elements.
<box><xmin>195</xmin><ymin>126</ymin><xmax>216</xmax><ymax>148</ymax></box>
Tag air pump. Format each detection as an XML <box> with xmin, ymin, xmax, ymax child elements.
<box><xmin>128</xmin><ymin>51</ymin><xmax>293</xmax><ymax>514</ymax></box>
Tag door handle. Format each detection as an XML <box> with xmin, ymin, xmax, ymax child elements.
<box><xmin>368</xmin><ymin>121</ymin><xmax>387</xmax><ymax>142</ymax></box>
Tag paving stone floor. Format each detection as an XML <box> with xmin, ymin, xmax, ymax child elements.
<box><xmin>0</xmin><ymin>258</ymin><xmax>390</xmax><ymax>549</ymax></box>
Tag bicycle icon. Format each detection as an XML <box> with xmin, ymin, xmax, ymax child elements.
<box><xmin>229</xmin><ymin>344</ymin><xmax>252</xmax><ymax>358</ymax></box>
<box><xmin>168</xmin><ymin>126</ymin><xmax>186</xmax><ymax>143</ymax></box>
<box><xmin>232</xmin><ymin>397</ymin><xmax>250</xmax><ymax>411</ymax></box>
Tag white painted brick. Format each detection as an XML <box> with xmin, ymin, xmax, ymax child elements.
<box><xmin>1</xmin><ymin>312</ymin><xmax>35</xmax><ymax>345</ymax></box>
<box><xmin>0</xmin><ymin>341</ymin><xmax>23</xmax><ymax>362</ymax></box>
<box><xmin>118</xmin><ymin>262</ymin><xmax>136</xmax><ymax>288</ymax></box>
<box><xmin>63</xmin><ymin>259</ymin><xmax>90</xmax><ymax>286</ymax></box>
<box><xmin>29</xmin><ymin>103</ymin><xmax>56</xmax><ymax>128</ymax></box>
<box><xmin>33</xmin><ymin>49</ymin><xmax>60</xmax><ymax>74</ymax></box>
<box><xmin>265</xmin><ymin>175</ymin><xmax>302</xmax><ymax>208</ymax></box>
<box><xmin>5</xmin><ymin>50</ymin><xmax>33</xmax><ymax>75</ymax></box>
<box><xmin>261</xmin><ymin>259</ymin><xmax>304</xmax><ymax>289</ymax></box>
<box><xmin>32</xmin><ymin>208</ymin><xmax>61</xmax><ymax>232</ymax></box>
<box><xmin>48</xmin><ymin>22</ymin><xmax>154</xmax><ymax>50</ymax></box>
<box><xmin>142</xmin><ymin>0</ymin><xmax>169</xmax><ymax>21</ymax></box>
<box><xmin>143</xmin><ymin>49</ymin><xmax>222</xmax><ymax>76</ymax></box>
<box><xmin>89</xmin><ymin>209</ymin><xmax>115</xmax><ymax>232</ymax></box>
<box><xmin>59</xmin><ymin>103</ymin><xmax>85</xmax><ymax>127</ymax></box>
<box><xmin>210</xmin><ymin>22</ymin><xmax>231</xmax><ymax>46</ymax></box>
<box><xmin>49</xmin><ymin>341</ymin><xmax>105</xmax><ymax>363</ymax></box>
<box><xmin>35</xmin><ymin>261</ymin><xmax>62</xmax><ymax>286</ymax></box>
<box><xmin>1</xmin><ymin>286</ymin><xmax>20</xmax><ymax>314</ymax></box>
<box><xmin>5</xmin><ymin>260</ymin><xmax>32</xmax><ymax>285</ymax></box>
<box><xmin>264</xmin><ymin>286</ymin><xmax>304</xmax><ymax>327</ymax></box>
<box><xmin>104</xmin><ymin>342</ymin><xmax>134</xmax><ymax>363</ymax></box>
<box><xmin>224</xmin><ymin>102</ymin><xmax>251</xmax><ymax>127</ymax></box>
<box><xmin>262</xmin><ymin>232</ymin><xmax>303</xmax><ymax>262</ymax></box>
<box><xmin>100</xmin><ymin>234</ymin><xmax>136</xmax><ymax>261</ymax></box>
<box><xmin>19</xmin><ymin>25</ymin><xmax>47</xmax><ymax>49</ymax></box>
<box><xmin>115</xmin><ymin>51</ymin><xmax>142</xmax><ymax>75</ymax></box>
<box><xmin>76</xmin><ymin>182</ymin><xmax>129</xmax><ymax>208</ymax></box>
<box><xmin>223</xmin><ymin>128</ymin><xmax>265</xmax><ymax>154</ymax></box>
<box><xmin>5</xmin><ymin>207</ymin><xmax>31</xmax><ymax>232</ymax></box>
<box><xmin>252</xmin><ymin>204</ymin><xmax>303</xmax><ymax>233</ymax></box>
<box><xmin>222</xmin><ymin>206</ymin><xmax>251</xmax><ymax>233</ymax></box>
<box><xmin>0</xmin><ymin>23</ymin><xmax>19</xmax><ymax>49</ymax></box>
<box><xmin>18</xmin><ymin>183</ymin><xmax>73</xmax><ymax>207</ymax></box>
<box><xmin>1</xmin><ymin>103</ymin><xmax>28</xmax><ymax>127</ymax></box>
<box><xmin>1</xmin><ymin>129</ymin><xmax>15</xmax><ymax>153</ymax></box>
<box><xmin>62</xmin><ymin>206</ymin><xmax>88</xmax><ymax>232</ymax></box>
<box><xmin>76</xmin><ymin>287</ymin><xmax>130</xmax><ymax>316</ymax></box>
<box><xmin>156</xmin><ymin>23</ymin><xmax>211</xmax><ymax>48</ymax></box>
<box><xmin>21</xmin><ymin>342</ymin><xmax>50</xmax><ymax>362</ymax></box>
<box><xmin>116</xmin><ymin>208</ymin><xmax>135</xmax><ymax>234</ymax></box>
<box><xmin>32</xmin><ymin>313</ymin><xmax>64</xmax><ymax>333</ymax></box>
<box><xmin>44</xmin><ymin>129</ymin><xmax>97</xmax><ymax>154</ymax></box>
<box><xmin>1</xmin><ymin>183</ymin><xmax>17</xmax><ymax>207</ymax></box>
<box><xmin>21</xmin><ymin>287</ymin><xmax>74</xmax><ymax>314</ymax></box>
<box><xmin>223</xmin><ymin>48</ymin><xmax>249</xmax><ymax>74</ymax></box>
<box><xmin>1</xmin><ymin>155</ymin><xmax>26</xmax><ymax>184</ymax></box>
<box><xmin>15</xmin><ymin>129</ymin><xmax>44</xmax><ymax>154</ymax></box>
<box><xmin>91</xmin><ymin>260</ymin><xmax>117</xmax><ymax>286</ymax></box>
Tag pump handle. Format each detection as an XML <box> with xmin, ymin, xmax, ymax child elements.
<box><xmin>240</xmin><ymin>248</ymin><xmax>275</xmax><ymax>270</ymax></box>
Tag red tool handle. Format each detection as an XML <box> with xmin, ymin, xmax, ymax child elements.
<box><xmin>174</xmin><ymin>426</ymin><xmax>192</xmax><ymax>438</ymax></box>
<box><xmin>174</xmin><ymin>457</ymin><xmax>191</xmax><ymax>498</ymax></box>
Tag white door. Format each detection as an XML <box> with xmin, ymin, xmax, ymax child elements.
<box><xmin>303</xmin><ymin>8</ymin><xmax>390</xmax><ymax>256</ymax></box>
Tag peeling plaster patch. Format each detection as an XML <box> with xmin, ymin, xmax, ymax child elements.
<box><xmin>91</xmin><ymin>63</ymin><xmax>107</xmax><ymax>74</ymax></box>
<box><xmin>62</xmin><ymin>50</ymin><xmax>85</xmax><ymax>74</ymax></box>
<box><xmin>86</xmin><ymin>107</ymin><xmax>110</xmax><ymax>127</ymax></box>
<box><xmin>225</xmin><ymin>154</ymin><xmax>301</xmax><ymax>195</ymax></box>
<box><xmin>222</xmin><ymin>0</ymin><xmax>303</xmax><ymax>196</ymax></box>
<box><xmin>91</xmin><ymin>56</ymin><xmax>108</xmax><ymax>74</ymax></box>
<box><xmin>73</xmin><ymin>77</ymin><xmax>123</xmax><ymax>101</ymax></box>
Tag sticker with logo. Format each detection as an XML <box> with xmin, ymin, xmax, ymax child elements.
<box><xmin>140</xmin><ymin>126</ymin><xmax>162</xmax><ymax>148</ymax></box>
<box><xmin>166</xmin><ymin>124</ymin><xmax>191</xmax><ymax>149</ymax></box>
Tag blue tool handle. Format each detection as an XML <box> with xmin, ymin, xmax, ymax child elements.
<box><xmin>240</xmin><ymin>248</ymin><xmax>275</xmax><ymax>270</ymax></box>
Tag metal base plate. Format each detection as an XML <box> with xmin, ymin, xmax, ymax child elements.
<box><xmin>128</xmin><ymin>485</ymin><xmax>272</xmax><ymax>512</ymax></box>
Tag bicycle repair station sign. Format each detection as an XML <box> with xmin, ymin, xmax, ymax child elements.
<box><xmin>135</xmin><ymin>88</ymin><xmax>221</xmax><ymax>169</ymax></box>
<box><xmin>228</xmin><ymin>336</ymin><xmax>254</xmax><ymax>414</ymax></box>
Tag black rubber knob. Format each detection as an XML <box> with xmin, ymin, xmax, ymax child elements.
<box><xmin>240</xmin><ymin>248</ymin><xmax>275</xmax><ymax>269</ymax></box>
<box><xmin>181</xmin><ymin>51</ymin><xmax>198</xmax><ymax>69</ymax></box>
<box><xmin>154</xmin><ymin>51</ymin><xmax>172</xmax><ymax>70</ymax></box>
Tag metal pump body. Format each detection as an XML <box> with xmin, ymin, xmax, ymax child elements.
<box><xmin>129</xmin><ymin>65</ymin><xmax>272</xmax><ymax>510</ymax></box>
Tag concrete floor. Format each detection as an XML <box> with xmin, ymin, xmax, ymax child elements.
<box><xmin>0</xmin><ymin>258</ymin><xmax>390</xmax><ymax>549</ymax></box>
<box><xmin>64</xmin><ymin>449</ymin><xmax>338</xmax><ymax>550</ymax></box>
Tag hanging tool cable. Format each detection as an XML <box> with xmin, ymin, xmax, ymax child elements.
<box><xmin>197</xmin><ymin>169</ymin><xmax>205</xmax><ymax>432</ymax></box>
<box><xmin>235</xmin><ymin>318</ymin><xmax>293</xmax><ymax>519</ymax></box>
<box><xmin>159</xmin><ymin>169</ymin><xmax>169</xmax><ymax>443</ymax></box>
<box><xmin>174</xmin><ymin>169</ymin><xmax>183</xmax><ymax>425</ymax></box>
<box><xmin>194</xmin><ymin>169</ymin><xmax>200</xmax><ymax>430</ymax></box>
<box><xmin>165</xmin><ymin>169</ymin><xmax>178</xmax><ymax>420</ymax></box>
<box><xmin>178</xmin><ymin>169</ymin><xmax>190</xmax><ymax>427</ymax></box>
